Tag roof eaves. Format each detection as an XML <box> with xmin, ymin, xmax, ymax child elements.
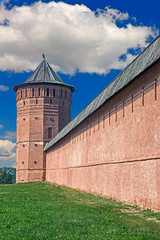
<box><xmin>13</xmin><ymin>81</ymin><xmax>75</xmax><ymax>92</ymax></box>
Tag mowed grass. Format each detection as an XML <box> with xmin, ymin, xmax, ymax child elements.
<box><xmin>0</xmin><ymin>182</ymin><xmax>160</xmax><ymax>240</ymax></box>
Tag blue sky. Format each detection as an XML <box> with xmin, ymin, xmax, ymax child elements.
<box><xmin>0</xmin><ymin>0</ymin><xmax>159</xmax><ymax>167</ymax></box>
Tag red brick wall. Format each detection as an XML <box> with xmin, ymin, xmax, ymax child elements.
<box><xmin>16</xmin><ymin>83</ymin><xmax>72</xmax><ymax>182</ymax></box>
<box><xmin>46</xmin><ymin>62</ymin><xmax>160</xmax><ymax>210</ymax></box>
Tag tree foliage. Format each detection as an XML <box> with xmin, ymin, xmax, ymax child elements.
<box><xmin>0</xmin><ymin>168</ymin><xmax>16</xmax><ymax>184</ymax></box>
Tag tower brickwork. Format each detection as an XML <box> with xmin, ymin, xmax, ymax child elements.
<box><xmin>14</xmin><ymin>58</ymin><xmax>74</xmax><ymax>182</ymax></box>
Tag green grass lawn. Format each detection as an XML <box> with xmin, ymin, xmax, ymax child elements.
<box><xmin>0</xmin><ymin>182</ymin><xmax>160</xmax><ymax>240</ymax></box>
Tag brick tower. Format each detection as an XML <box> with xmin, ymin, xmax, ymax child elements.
<box><xmin>13</xmin><ymin>56</ymin><xmax>75</xmax><ymax>183</ymax></box>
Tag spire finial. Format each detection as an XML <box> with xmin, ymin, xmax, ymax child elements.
<box><xmin>42</xmin><ymin>54</ymin><xmax>45</xmax><ymax>59</ymax></box>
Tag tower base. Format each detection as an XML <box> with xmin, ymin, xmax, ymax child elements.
<box><xmin>16</xmin><ymin>169</ymin><xmax>46</xmax><ymax>183</ymax></box>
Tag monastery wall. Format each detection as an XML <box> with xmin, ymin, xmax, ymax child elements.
<box><xmin>46</xmin><ymin>62</ymin><xmax>160</xmax><ymax>210</ymax></box>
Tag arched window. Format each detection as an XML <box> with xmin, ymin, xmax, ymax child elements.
<box><xmin>25</xmin><ymin>89</ymin><xmax>27</xmax><ymax>98</ymax></box>
<box><xmin>38</xmin><ymin>88</ymin><xmax>40</xmax><ymax>97</ymax></box>
<box><xmin>50</xmin><ymin>99</ymin><xmax>52</xmax><ymax>105</ymax></box>
<box><xmin>53</xmin><ymin>89</ymin><xmax>55</xmax><ymax>97</ymax></box>
<box><xmin>36</xmin><ymin>99</ymin><xmax>38</xmax><ymax>105</ymax></box>
<box><xmin>61</xmin><ymin>90</ymin><xmax>63</xmax><ymax>98</ymax></box>
<box><xmin>32</xmin><ymin>88</ymin><xmax>34</xmax><ymax>97</ymax></box>
<box><xmin>48</xmin><ymin>127</ymin><xmax>52</xmax><ymax>138</ymax></box>
<box><xmin>47</xmin><ymin>88</ymin><xmax>49</xmax><ymax>96</ymax></box>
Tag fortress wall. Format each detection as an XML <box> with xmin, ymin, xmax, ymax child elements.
<box><xmin>46</xmin><ymin>62</ymin><xmax>160</xmax><ymax>210</ymax></box>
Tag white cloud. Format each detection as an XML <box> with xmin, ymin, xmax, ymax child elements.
<box><xmin>0</xmin><ymin>124</ymin><xmax>3</xmax><ymax>129</ymax></box>
<box><xmin>0</xmin><ymin>139</ymin><xmax>16</xmax><ymax>162</ymax></box>
<box><xmin>0</xmin><ymin>85</ymin><xmax>9</xmax><ymax>91</ymax></box>
<box><xmin>3</xmin><ymin>131</ymin><xmax>16</xmax><ymax>140</ymax></box>
<box><xmin>0</xmin><ymin>1</ymin><xmax>158</xmax><ymax>74</ymax></box>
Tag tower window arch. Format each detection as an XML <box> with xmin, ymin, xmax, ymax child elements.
<box><xmin>32</xmin><ymin>88</ymin><xmax>34</xmax><ymax>97</ymax></box>
<box><xmin>25</xmin><ymin>89</ymin><xmax>27</xmax><ymax>98</ymax></box>
<box><xmin>48</xmin><ymin>127</ymin><xmax>52</xmax><ymax>138</ymax></box>
<box><xmin>50</xmin><ymin>99</ymin><xmax>52</xmax><ymax>105</ymax></box>
<box><xmin>38</xmin><ymin>88</ymin><xmax>40</xmax><ymax>97</ymax></box>
<box><xmin>61</xmin><ymin>90</ymin><xmax>63</xmax><ymax>98</ymax></box>
<box><xmin>47</xmin><ymin>88</ymin><xmax>49</xmax><ymax>96</ymax></box>
<box><xmin>53</xmin><ymin>89</ymin><xmax>55</xmax><ymax>97</ymax></box>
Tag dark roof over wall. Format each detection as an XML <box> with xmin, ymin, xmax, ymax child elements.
<box><xmin>13</xmin><ymin>57</ymin><xmax>75</xmax><ymax>92</ymax></box>
<box><xmin>44</xmin><ymin>35</ymin><xmax>160</xmax><ymax>152</ymax></box>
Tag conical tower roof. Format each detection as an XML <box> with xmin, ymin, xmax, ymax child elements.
<box><xmin>25</xmin><ymin>57</ymin><xmax>64</xmax><ymax>84</ymax></box>
<box><xmin>13</xmin><ymin>56</ymin><xmax>75</xmax><ymax>92</ymax></box>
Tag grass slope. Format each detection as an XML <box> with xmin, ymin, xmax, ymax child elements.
<box><xmin>0</xmin><ymin>182</ymin><xmax>160</xmax><ymax>240</ymax></box>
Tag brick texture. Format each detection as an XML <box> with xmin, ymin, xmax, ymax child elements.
<box><xmin>46</xmin><ymin>61</ymin><xmax>160</xmax><ymax>211</ymax></box>
<box><xmin>16</xmin><ymin>84</ymin><xmax>72</xmax><ymax>182</ymax></box>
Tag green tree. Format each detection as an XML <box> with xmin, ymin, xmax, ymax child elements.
<box><xmin>0</xmin><ymin>168</ymin><xmax>16</xmax><ymax>184</ymax></box>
